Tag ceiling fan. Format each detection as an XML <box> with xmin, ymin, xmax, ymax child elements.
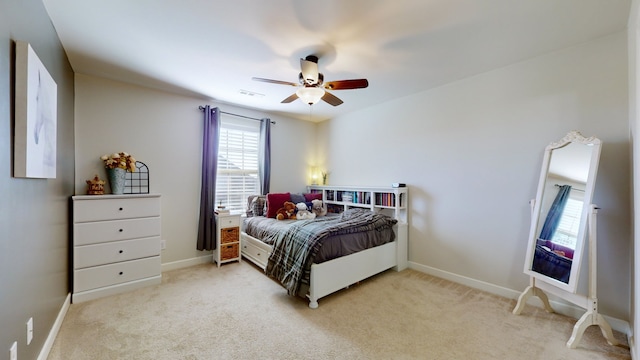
<box><xmin>252</xmin><ymin>55</ymin><xmax>369</xmax><ymax>106</ymax></box>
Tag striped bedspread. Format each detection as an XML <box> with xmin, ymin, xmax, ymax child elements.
<box><xmin>264</xmin><ymin>208</ymin><xmax>397</xmax><ymax>296</ymax></box>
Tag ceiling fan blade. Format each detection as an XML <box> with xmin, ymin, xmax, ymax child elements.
<box><xmin>324</xmin><ymin>79</ymin><xmax>369</xmax><ymax>90</ymax></box>
<box><xmin>281</xmin><ymin>93</ymin><xmax>299</xmax><ymax>103</ymax></box>
<box><xmin>300</xmin><ymin>57</ymin><xmax>319</xmax><ymax>84</ymax></box>
<box><xmin>252</xmin><ymin>77</ymin><xmax>298</xmax><ymax>87</ymax></box>
<box><xmin>321</xmin><ymin>91</ymin><xmax>343</xmax><ymax>106</ymax></box>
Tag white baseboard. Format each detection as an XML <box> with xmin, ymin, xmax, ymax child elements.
<box><xmin>408</xmin><ymin>261</ymin><xmax>630</xmax><ymax>335</ymax></box>
<box><xmin>38</xmin><ymin>293</ymin><xmax>71</xmax><ymax>360</ymax></box>
<box><xmin>161</xmin><ymin>255</ymin><xmax>212</xmax><ymax>272</ymax></box>
<box><xmin>409</xmin><ymin>261</ymin><xmax>523</xmax><ymax>298</ymax></box>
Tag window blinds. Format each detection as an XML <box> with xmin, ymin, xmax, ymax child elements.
<box><xmin>216</xmin><ymin>118</ymin><xmax>260</xmax><ymax>213</ymax></box>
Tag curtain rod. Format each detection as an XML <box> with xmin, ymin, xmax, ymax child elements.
<box><xmin>198</xmin><ymin>106</ymin><xmax>276</xmax><ymax>124</ymax></box>
<box><xmin>554</xmin><ymin>184</ymin><xmax>585</xmax><ymax>192</ymax></box>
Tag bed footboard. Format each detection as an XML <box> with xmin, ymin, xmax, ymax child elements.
<box><xmin>307</xmin><ymin>222</ymin><xmax>407</xmax><ymax>308</ymax></box>
<box><xmin>307</xmin><ymin>241</ymin><xmax>397</xmax><ymax>308</ymax></box>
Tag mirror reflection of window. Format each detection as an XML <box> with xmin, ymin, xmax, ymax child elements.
<box><xmin>550</xmin><ymin>191</ymin><xmax>584</xmax><ymax>250</ymax></box>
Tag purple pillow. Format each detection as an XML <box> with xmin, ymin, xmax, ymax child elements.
<box><xmin>266</xmin><ymin>192</ymin><xmax>291</xmax><ymax>218</ymax></box>
<box><xmin>304</xmin><ymin>192</ymin><xmax>322</xmax><ymax>202</ymax></box>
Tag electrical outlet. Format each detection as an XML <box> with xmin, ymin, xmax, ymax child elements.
<box><xmin>26</xmin><ymin>317</ymin><xmax>33</xmax><ymax>345</ymax></box>
<box><xmin>161</xmin><ymin>240</ymin><xmax>166</xmax><ymax>250</ymax></box>
<box><xmin>9</xmin><ymin>341</ymin><xmax>17</xmax><ymax>360</ymax></box>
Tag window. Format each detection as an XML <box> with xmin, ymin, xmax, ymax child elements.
<box><xmin>551</xmin><ymin>191</ymin><xmax>585</xmax><ymax>249</ymax></box>
<box><xmin>216</xmin><ymin>117</ymin><xmax>260</xmax><ymax>213</ymax></box>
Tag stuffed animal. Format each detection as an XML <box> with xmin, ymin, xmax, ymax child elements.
<box><xmin>276</xmin><ymin>201</ymin><xmax>297</xmax><ymax>220</ymax></box>
<box><xmin>311</xmin><ymin>199</ymin><xmax>327</xmax><ymax>217</ymax></box>
<box><xmin>296</xmin><ymin>202</ymin><xmax>316</xmax><ymax>220</ymax></box>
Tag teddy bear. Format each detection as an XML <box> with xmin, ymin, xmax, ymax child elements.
<box><xmin>311</xmin><ymin>199</ymin><xmax>327</xmax><ymax>217</ymax></box>
<box><xmin>276</xmin><ymin>201</ymin><xmax>297</xmax><ymax>220</ymax></box>
<box><xmin>295</xmin><ymin>202</ymin><xmax>316</xmax><ymax>220</ymax></box>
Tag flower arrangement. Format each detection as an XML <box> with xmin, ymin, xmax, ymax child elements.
<box><xmin>101</xmin><ymin>152</ymin><xmax>136</xmax><ymax>172</ymax></box>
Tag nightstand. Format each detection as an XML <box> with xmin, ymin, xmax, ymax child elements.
<box><xmin>214</xmin><ymin>213</ymin><xmax>241</xmax><ymax>267</ymax></box>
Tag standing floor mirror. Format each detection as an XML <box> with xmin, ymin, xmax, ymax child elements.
<box><xmin>512</xmin><ymin>130</ymin><xmax>617</xmax><ymax>348</ymax></box>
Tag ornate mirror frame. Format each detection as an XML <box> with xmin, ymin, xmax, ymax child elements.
<box><xmin>523</xmin><ymin>130</ymin><xmax>602</xmax><ymax>293</ymax></box>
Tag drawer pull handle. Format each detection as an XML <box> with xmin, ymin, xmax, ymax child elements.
<box><xmin>119</xmin><ymin>229</ymin><xmax>123</xmax><ymax>232</ymax></box>
<box><xmin>119</xmin><ymin>250</ymin><xmax>123</xmax><ymax>254</ymax></box>
<box><xmin>257</xmin><ymin>253</ymin><xmax>261</xmax><ymax>256</ymax></box>
<box><xmin>119</xmin><ymin>207</ymin><xmax>123</xmax><ymax>211</ymax></box>
<box><xmin>119</xmin><ymin>271</ymin><xmax>123</xmax><ymax>275</ymax></box>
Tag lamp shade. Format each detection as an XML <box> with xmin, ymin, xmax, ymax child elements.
<box><xmin>296</xmin><ymin>87</ymin><xmax>325</xmax><ymax>105</ymax></box>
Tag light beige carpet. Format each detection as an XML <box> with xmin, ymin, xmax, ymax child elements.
<box><xmin>48</xmin><ymin>262</ymin><xmax>630</xmax><ymax>360</ymax></box>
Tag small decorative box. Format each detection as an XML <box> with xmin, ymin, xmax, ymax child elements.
<box><xmin>86</xmin><ymin>175</ymin><xmax>105</xmax><ymax>195</ymax></box>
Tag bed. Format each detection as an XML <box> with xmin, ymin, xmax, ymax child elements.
<box><xmin>241</xmin><ymin>202</ymin><xmax>408</xmax><ymax>308</ymax></box>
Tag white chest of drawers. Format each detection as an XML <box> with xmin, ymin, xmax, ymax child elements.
<box><xmin>72</xmin><ymin>194</ymin><xmax>162</xmax><ymax>303</ymax></box>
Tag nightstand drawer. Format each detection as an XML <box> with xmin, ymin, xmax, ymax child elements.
<box><xmin>74</xmin><ymin>236</ymin><xmax>161</xmax><ymax>269</ymax></box>
<box><xmin>220</xmin><ymin>227</ymin><xmax>239</xmax><ymax>244</ymax></box>
<box><xmin>74</xmin><ymin>217</ymin><xmax>161</xmax><ymax>245</ymax></box>
<box><xmin>74</xmin><ymin>256</ymin><xmax>161</xmax><ymax>292</ymax></box>
<box><xmin>220</xmin><ymin>243</ymin><xmax>239</xmax><ymax>261</ymax></box>
<box><xmin>74</xmin><ymin>196</ymin><xmax>160</xmax><ymax>222</ymax></box>
<box><xmin>218</xmin><ymin>215</ymin><xmax>240</xmax><ymax>228</ymax></box>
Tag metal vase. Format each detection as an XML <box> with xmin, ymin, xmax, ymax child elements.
<box><xmin>107</xmin><ymin>167</ymin><xmax>126</xmax><ymax>195</ymax></box>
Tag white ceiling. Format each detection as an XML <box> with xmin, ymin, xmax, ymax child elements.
<box><xmin>42</xmin><ymin>0</ymin><xmax>631</xmax><ymax>122</ymax></box>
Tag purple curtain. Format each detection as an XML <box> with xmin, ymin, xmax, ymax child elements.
<box><xmin>197</xmin><ymin>106</ymin><xmax>220</xmax><ymax>251</ymax></box>
<box><xmin>538</xmin><ymin>185</ymin><xmax>572</xmax><ymax>241</ymax></box>
<box><xmin>259</xmin><ymin>118</ymin><xmax>271</xmax><ymax>195</ymax></box>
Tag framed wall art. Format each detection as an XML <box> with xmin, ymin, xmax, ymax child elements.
<box><xmin>14</xmin><ymin>41</ymin><xmax>57</xmax><ymax>179</ymax></box>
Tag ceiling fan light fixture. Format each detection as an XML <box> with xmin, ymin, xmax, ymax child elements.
<box><xmin>296</xmin><ymin>87</ymin><xmax>325</xmax><ymax>105</ymax></box>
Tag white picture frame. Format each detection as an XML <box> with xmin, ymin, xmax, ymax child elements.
<box><xmin>14</xmin><ymin>41</ymin><xmax>57</xmax><ymax>179</ymax></box>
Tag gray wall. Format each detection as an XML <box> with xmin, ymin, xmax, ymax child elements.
<box><xmin>628</xmin><ymin>0</ymin><xmax>639</xmax><ymax>355</ymax></box>
<box><xmin>317</xmin><ymin>31</ymin><xmax>631</xmax><ymax>320</ymax></box>
<box><xmin>0</xmin><ymin>0</ymin><xmax>75</xmax><ymax>359</ymax></box>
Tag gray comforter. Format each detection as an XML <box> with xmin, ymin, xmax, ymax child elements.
<box><xmin>263</xmin><ymin>208</ymin><xmax>397</xmax><ymax>296</ymax></box>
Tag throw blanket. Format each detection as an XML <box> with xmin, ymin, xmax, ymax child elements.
<box><xmin>265</xmin><ymin>208</ymin><xmax>397</xmax><ymax>296</ymax></box>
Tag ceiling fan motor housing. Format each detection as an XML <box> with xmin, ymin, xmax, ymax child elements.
<box><xmin>299</xmin><ymin>72</ymin><xmax>323</xmax><ymax>86</ymax></box>
<box><xmin>305</xmin><ymin>55</ymin><xmax>319</xmax><ymax>63</ymax></box>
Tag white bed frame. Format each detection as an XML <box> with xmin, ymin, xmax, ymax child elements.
<box><xmin>240</xmin><ymin>222</ymin><xmax>408</xmax><ymax>308</ymax></box>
